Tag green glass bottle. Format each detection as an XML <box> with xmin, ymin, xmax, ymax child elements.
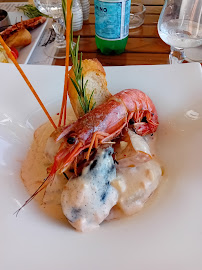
<box><xmin>94</xmin><ymin>0</ymin><xmax>131</xmax><ymax>55</ymax></box>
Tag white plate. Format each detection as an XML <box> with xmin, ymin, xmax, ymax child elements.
<box><xmin>8</xmin><ymin>11</ymin><xmax>48</xmax><ymax>64</ymax></box>
<box><xmin>1</xmin><ymin>63</ymin><xmax>202</xmax><ymax>270</ymax></box>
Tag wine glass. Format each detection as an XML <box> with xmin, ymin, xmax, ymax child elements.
<box><xmin>158</xmin><ymin>0</ymin><xmax>202</xmax><ymax>64</ymax></box>
<box><xmin>34</xmin><ymin>0</ymin><xmax>66</xmax><ymax>59</ymax></box>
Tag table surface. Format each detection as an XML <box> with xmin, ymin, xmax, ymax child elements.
<box><xmin>54</xmin><ymin>0</ymin><xmax>170</xmax><ymax>66</ymax></box>
<box><xmin>2</xmin><ymin>0</ymin><xmax>170</xmax><ymax>66</ymax></box>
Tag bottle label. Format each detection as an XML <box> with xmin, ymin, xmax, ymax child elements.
<box><xmin>94</xmin><ymin>0</ymin><xmax>131</xmax><ymax>41</ymax></box>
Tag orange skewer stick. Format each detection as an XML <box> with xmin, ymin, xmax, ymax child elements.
<box><xmin>63</xmin><ymin>82</ymin><xmax>68</xmax><ymax>126</ymax></box>
<box><xmin>0</xmin><ymin>36</ymin><xmax>57</xmax><ymax>130</ymax></box>
<box><xmin>58</xmin><ymin>0</ymin><xmax>72</xmax><ymax>127</ymax></box>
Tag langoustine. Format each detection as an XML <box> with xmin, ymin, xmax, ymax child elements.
<box><xmin>48</xmin><ymin>88</ymin><xmax>158</xmax><ymax>174</ymax></box>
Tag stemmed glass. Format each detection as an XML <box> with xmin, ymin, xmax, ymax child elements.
<box><xmin>34</xmin><ymin>0</ymin><xmax>66</xmax><ymax>59</ymax></box>
<box><xmin>158</xmin><ymin>0</ymin><xmax>202</xmax><ymax>64</ymax></box>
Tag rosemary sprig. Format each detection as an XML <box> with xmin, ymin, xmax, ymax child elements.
<box><xmin>17</xmin><ymin>5</ymin><xmax>50</xmax><ymax>18</ymax></box>
<box><xmin>70</xmin><ymin>37</ymin><xmax>96</xmax><ymax>114</ymax></box>
<box><xmin>62</xmin><ymin>0</ymin><xmax>95</xmax><ymax>114</ymax></box>
<box><xmin>62</xmin><ymin>0</ymin><xmax>67</xmax><ymax>27</ymax></box>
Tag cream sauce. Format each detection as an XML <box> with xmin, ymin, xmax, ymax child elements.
<box><xmin>107</xmin><ymin>160</ymin><xmax>162</xmax><ymax>220</ymax></box>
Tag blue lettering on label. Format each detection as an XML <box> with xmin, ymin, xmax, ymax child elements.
<box><xmin>94</xmin><ymin>0</ymin><xmax>131</xmax><ymax>40</ymax></box>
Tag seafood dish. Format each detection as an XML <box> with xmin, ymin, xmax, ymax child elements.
<box><xmin>19</xmin><ymin>60</ymin><xmax>163</xmax><ymax>232</ymax></box>
<box><xmin>0</xmin><ymin>3</ymin><xmax>163</xmax><ymax>232</ymax></box>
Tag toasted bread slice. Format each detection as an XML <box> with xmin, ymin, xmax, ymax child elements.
<box><xmin>5</xmin><ymin>28</ymin><xmax>32</xmax><ymax>48</ymax></box>
<box><xmin>68</xmin><ymin>58</ymin><xmax>111</xmax><ymax>118</ymax></box>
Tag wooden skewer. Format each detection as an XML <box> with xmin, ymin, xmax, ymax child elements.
<box><xmin>0</xmin><ymin>35</ymin><xmax>57</xmax><ymax>130</ymax></box>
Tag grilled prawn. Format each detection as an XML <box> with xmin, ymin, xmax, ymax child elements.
<box><xmin>0</xmin><ymin>16</ymin><xmax>46</xmax><ymax>41</ymax></box>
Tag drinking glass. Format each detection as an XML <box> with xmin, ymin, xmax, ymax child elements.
<box><xmin>34</xmin><ymin>0</ymin><xmax>66</xmax><ymax>59</ymax></box>
<box><xmin>158</xmin><ymin>0</ymin><xmax>202</xmax><ymax>64</ymax></box>
<box><xmin>129</xmin><ymin>2</ymin><xmax>146</xmax><ymax>29</ymax></box>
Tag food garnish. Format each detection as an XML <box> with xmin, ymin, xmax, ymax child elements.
<box><xmin>58</xmin><ymin>0</ymin><xmax>72</xmax><ymax>127</ymax></box>
<box><xmin>17</xmin><ymin>4</ymin><xmax>50</xmax><ymax>19</ymax></box>
<box><xmin>70</xmin><ymin>37</ymin><xmax>96</xmax><ymax>114</ymax></box>
<box><xmin>10</xmin><ymin>46</ymin><xmax>18</xmax><ymax>59</ymax></box>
